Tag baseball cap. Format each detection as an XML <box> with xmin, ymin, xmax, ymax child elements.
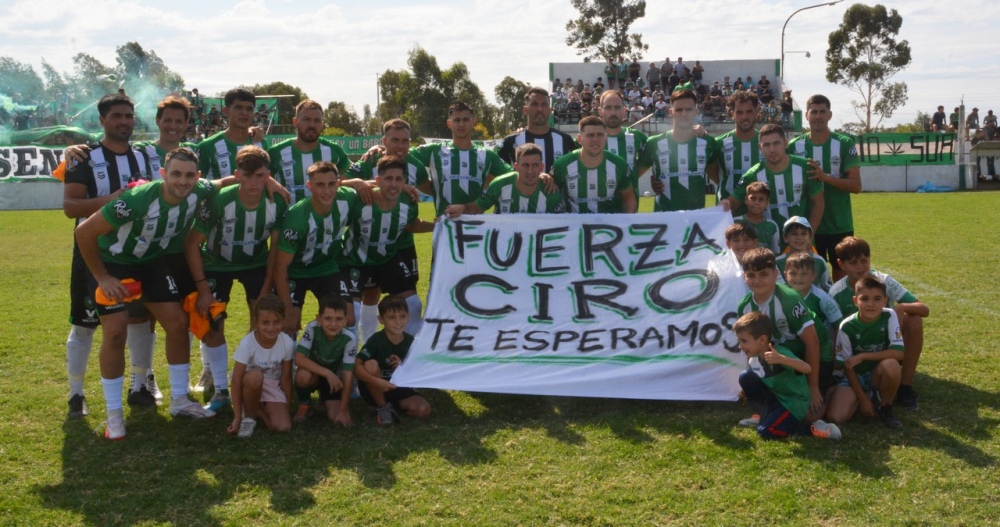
<box><xmin>783</xmin><ymin>216</ymin><xmax>812</xmax><ymax>234</ymax></box>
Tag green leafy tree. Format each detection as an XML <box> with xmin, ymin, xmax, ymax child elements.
<box><xmin>70</xmin><ymin>52</ymin><xmax>115</xmax><ymax>99</ymax></box>
<box><xmin>323</xmin><ymin>101</ymin><xmax>363</xmax><ymax>136</ymax></box>
<box><xmin>826</xmin><ymin>4</ymin><xmax>912</xmax><ymax>133</ymax></box>
<box><xmin>493</xmin><ymin>76</ymin><xmax>531</xmax><ymax>136</ymax></box>
<box><xmin>892</xmin><ymin>111</ymin><xmax>931</xmax><ymax>133</ymax></box>
<box><xmin>0</xmin><ymin>57</ymin><xmax>45</xmax><ymax>103</ymax></box>
<box><xmin>40</xmin><ymin>59</ymin><xmax>70</xmax><ymax>102</ymax></box>
<box><xmin>565</xmin><ymin>0</ymin><xmax>648</xmax><ymax>63</ymax></box>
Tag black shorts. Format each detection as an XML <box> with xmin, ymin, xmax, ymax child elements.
<box><xmin>359</xmin><ymin>381</ymin><xmax>421</xmax><ymax>410</ymax></box>
<box><xmin>88</xmin><ymin>258</ymin><xmax>182</xmax><ymax>317</ymax></box>
<box><xmin>126</xmin><ymin>252</ymin><xmax>196</xmax><ymax>318</ymax></box>
<box><xmin>206</xmin><ymin>266</ymin><xmax>267</xmax><ymax>303</ymax></box>
<box><xmin>316</xmin><ymin>375</ymin><xmax>346</xmax><ymax>403</ymax></box>
<box><xmin>814</xmin><ymin>231</ymin><xmax>853</xmax><ymax>270</ymax></box>
<box><xmin>69</xmin><ymin>242</ymin><xmax>100</xmax><ymax>328</ymax></box>
<box><xmin>288</xmin><ymin>273</ymin><xmax>351</xmax><ymax>308</ymax></box>
<box><xmin>819</xmin><ymin>360</ymin><xmax>835</xmax><ymax>396</ymax></box>
<box><xmin>344</xmin><ymin>246</ymin><xmax>419</xmax><ymax>297</ymax></box>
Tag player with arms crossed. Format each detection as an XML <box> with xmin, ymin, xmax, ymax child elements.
<box><xmin>552</xmin><ymin>115</ymin><xmax>637</xmax><ymax>214</ymax></box>
<box><xmin>497</xmin><ymin>87</ymin><xmax>577</xmax><ymax>173</ymax></box>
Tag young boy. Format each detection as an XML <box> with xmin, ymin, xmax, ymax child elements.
<box><xmin>828</xmin><ymin>236</ymin><xmax>929</xmax><ymax>410</ymax></box>
<box><xmin>353</xmin><ymin>296</ymin><xmax>432</xmax><ymax>426</ymax></box>
<box><xmin>826</xmin><ymin>275</ymin><xmax>905</xmax><ymax>429</ymax></box>
<box><xmin>734</xmin><ymin>311</ymin><xmax>841</xmax><ymax>440</ymax></box>
<box><xmin>783</xmin><ymin>251</ymin><xmax>843</xmax><ymax>399</ymax></box>
<box><xmin>293</xmin><ymin>295</ymin><xmax>357</xmax><ymax>426</ymax></box>
<box><xmin>733</xmin><ymin>182</ymin><xmax>780</xmax><ymax>253</ymax></box>
<box><xmin>775</xmin><ymin>216</ymin><xmax>832</xmax><ymax>291</ymax></box>
<box><xmin>725</xmin><ymin>222</ymin><xmax>760</xmax><ymax>265</ymax></box>
<box><xmin>737</xmin><ymin>248</ymin><xmax>824</xmax><ymax>422</ymax></box>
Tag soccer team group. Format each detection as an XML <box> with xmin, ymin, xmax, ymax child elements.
<box><xmin>60</xmin><ymin>84</ymin><xmax>929</xmax><ymax>441</ymax></box>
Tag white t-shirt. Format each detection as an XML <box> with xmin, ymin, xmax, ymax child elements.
<box><xmin>232</xmin><ymin>331</ymin><xmax>295</xmax><ymax>380</ymax></box>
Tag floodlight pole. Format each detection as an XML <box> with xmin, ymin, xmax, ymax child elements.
<box><xmin>781</xmin><ymin>0</ymin><xmax>843</xmax><ymax>79</ymax></box>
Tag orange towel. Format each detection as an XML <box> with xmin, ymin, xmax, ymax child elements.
<box><xmin>183</xmin><ymin>292</ymin><xmax>228</xmax><ymax>339</ymax></box>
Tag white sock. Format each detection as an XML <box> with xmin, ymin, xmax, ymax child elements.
<box><xmin>353</xmin><ymin>300</ymin><xmax>362</xmax><ymax>335</ymax></box>
<box><xmin>127</xmin><ymin>323</ymin><xmax>154</xmax><ymax>391</ymax></box>
<box><xmin>67</xmin><ymin>325</ymin><xmax>95</xmax><ymax>397</ymax></box>
<box><xmin>168</xmin><ymin>363</ymin><xmax>191</xmax><ymax>399</ymax></box>
<box><xmin>405</xmin><ymin>295</ymin><xmax>423</xmax><ymax>336</ymax></box>
<box><xmin>359</xmin><ymin>302</ymin><xmax>380</xmax><ymax>343</ymax></box>
<box><xmin>202</xmin><ymin>343</ymin><xmax>229</xmax><ymax>392</ymax></box>
<box><xmin>101</xmin><ymin>376</ymin><xmax>124</xmax><ymax>412</ymax></box>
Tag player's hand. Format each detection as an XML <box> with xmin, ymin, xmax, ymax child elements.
<box><xmin>844</xmin><ymin>355</ymin><xmax>864</xmax><ymax>370</ymax></box>
<box><xmin>265</xmin><ymin>177</ymin><xmax>291</xmax><ymax>203</ymax></box>
<box><xmin>326</xmin><ymin>372</ymin><xmax>343</xmax><ymax>393</ymax></box>
<box><xmin>858</xmin><ymin>397</ymin><xmax>876</xmax><ymax>417</ymax></box>
<box><xmin>693</xmin><ymin>124</ymin><xmax>708</xmax><ymax>137</ymax></box>
<box><xmin>806</xmin><ymin>159</ymin><xmax>829</xmax><ymax>182</ymax></box>
<box><xmin>539</xmin><ymin>173</ymin><xmax>558</xmax><ymax>194</ymax></box>
<box><xmin>64</xmin><ymin>144</ymin><xmax>91</xmax><ymax>165</ymax></box>
<box><xmin>377</xmin><ymin>378</ymin><xmax>397</xmax><ymax>392</ymax></box>
<box><xmin>249</xmin><ymin>126</ymin><xmax>265</xmax><ymax>143</ymax></box>
<box><xmin>808</xmin><ymin>388</ymin><xmax>824</xmax><ymax>416</ymax></box>
<box><xmin>333</xmin><ymin>410</ymin><xmax>353</xmax><ymax>428</ymax></box>
<box><xmin>360</xmin><ymin>144</ymin><xmax>386</xmax><ymax>163</ymax></box>
<box><xmin>344</xmin><ymin>179</ymin><xmax>377</xmax><ymax>205</ymax></box>
<box><xmin>444</xmin><ymin>204</ymin><xmax>465</xmax><ymax>219</ymax></box>
<box><xmin>196</xmin><ymin>290</ymin><xmax>214</xmax><ymax>318</ymax></box>
<box><xmin>719</xmin><ymin>197</ymin><xmax>733</xmax><ymax>212</ymax></box>
<box><xmin>282</xmin><ymin>315</ymin><xmax>300</xmax><ymax>336</ymax></box>
<box><xmin>650</xmin><ymin>177</ymin><xmax>665</xmax><ymax>195</ymax></box>
<box><xmin>97</xmin><ymin>275</ymin><xmax>127</xmax><ymax>303</ymax></box>
<box><xmin>227</xmin><ymin>417</ymin><xmax>241</xmax><ymax>435</ymax></box>
<box><xmin>762</xmin><ymin>344</ymin><xmax>783</xmax><ymax>365</ymax></box>
<box><xmin>403</xmin><ymin>184</ymin><xmax>420</xmax><ymax>203</ymax></box>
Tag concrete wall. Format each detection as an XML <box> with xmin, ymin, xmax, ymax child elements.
<box><xmin>0</xmin><ymin>181</ymin><xmax>63</xmax><ymax>210</ymax></box>
<box><xmin>549</xmin><ymin>59</ymin><xmax>781</xmax><ymax>90</ymax></box>
<box><xmin>861</xmin><ymin>165</ymin><xmax>961</xmax><ymax>192</ymax></box>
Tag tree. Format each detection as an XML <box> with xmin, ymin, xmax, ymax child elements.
<box><xmin>40</xmin><ymin>59</ymin><xmax>70</xmax><ymax>102</ymax></box>
<box><xmin>565</xmin><ymin>0</ymin><xmax>648</xmax><ymax>63</ymax></box>
<box><xmin>494</xmin><ymin>76</ymin><xmax>531</xmax><ymax>136</ymax></box>
<box><xmin>114</xmin><ymin>42</ymin><xmax>185</xmax><ymax>95</ymax></box>
<box><xmin>246</xmin><ymin>81</ymin><xmax>309</xmax><ymax>131</ymax></box>
<box><xmin>826</xmin><ymin>4</ymin><xmax>912</xmax><ymax>133</ymax></box>
<box><xmin>891</xmin><ymin>111</ymin><xmax>931</xmax><ymax>134</ymax></box>
<box><xmin>376</xmin><ymin>47</ymin><xmax>493</xmax><ymax>139</ymax></box>
<box><xmin>324</xmin><ymin>101</ymin><xmax>363</xmax><ymax>136</ymax></box>
<box><xmin>0</xmin><ymin>57</ymin><xmax>44</xmax><ymax>103</ymax></box>
<box><xmin>70</xmin><ymin>52</ymin><xmax>115</xmax><ymax>99</ymax></box>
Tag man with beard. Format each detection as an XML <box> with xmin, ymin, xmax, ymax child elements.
<box><xmin>716</xmin><ymin>91</ymin><xmax>762</xmax><ymax>211</ymax></box>
<box><xmin>268</xmin><ymin>100</ymin><xmax>351</xmax><ymax>205</ymax></box>
<box><xmin>197</xmin><ymin>87</ymin><xmax>264</xmax><ymax>180</ymax></box>
<box><xmin>496</xmin><ymin>87</ymin><xmax>577</xmax><ymax>173</ymax></box>
<box><xmin>598</xmin><ymin>90</ymin><xmax>649</xmax><ymax>195</ymax></box>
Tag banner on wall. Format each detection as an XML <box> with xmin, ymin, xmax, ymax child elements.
<box><xmin>391</xmin><ymin>208</ymin><xmax>747</xmax><ymax>401</ymax></box>
<box><xmin>0</xmin><ymin>146</ymin><xmax>64</xmax><ymax>181</ymax></box>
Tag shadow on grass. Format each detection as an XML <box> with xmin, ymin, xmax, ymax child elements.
<box><xmin>790</xmin><ymin>373</ymin><xmax>998</xmax><ymax>477</ymax></box>
<box><xmin>34</xmin><ymin>372</ymin><xmax>997</xmax><ymax>525</ymax></box>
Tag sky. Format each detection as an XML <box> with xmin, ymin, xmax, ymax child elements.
<box><xmin>1</xmin><ymin>0</ymin><xmax>997</xmax><ymax>130</ymax></box>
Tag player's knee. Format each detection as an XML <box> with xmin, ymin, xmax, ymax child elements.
<box><xmin>294</xmin><ymin>368</ymin><xmax>314</xmax><ymax>387</ymax></box>
<box><xmin>243</xmin><ymin>369</ymin><xmax>264</xmax><ymax>386</ymax></box>
<box><xmin>363</xmin><ymin>360</ymin><xmax>380</xmax><ymax>376</ymax></box>
<box><xmin>409</xmin><ymin>398</ymin><xmax>432</xmax><ymax>419</ymax></box>
<box><xmin>878</xmin><ymin>358</ymin><xmax>901</xmax><ymax>377</ymax></box>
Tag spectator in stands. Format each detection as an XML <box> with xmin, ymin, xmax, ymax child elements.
<box><xmin>781</xmin><ymin>91</ymin><xmax>794</xmax><ymax>128</ymax></box>
<box><xmin>594</xmin><ymin>77</ymin><xmax>605</xmax><ymax>94</ymax></box>
<box><xmin>563</xmin><ymin>78</ymin><xmax>573</xmax><ymax>92</ymax></box>
<box><xmin>674</xmin><ymin>57</ymin><xmax>688</xmax><ymax>77</ymax></box>
<box><xmin>567</xmin><ymin>97</ymin><xmax>583</xmax><ymax>123</ymax></box>
<box><xmin>191</xmin><ymin>88</ymin><xmax>204</xmax><ymax>116</ymax></box>
<box><xmin>966</xmin><ymin>108</ymin><xmax>980</xmax><ymax>138</ymax></box>
<box><xmin>692</xmin><ymin>61</ymin><xmax>705</xmax><ymax>86</ymax></box>
<box><xmin>667</xmin><ymin>71</ymin><xmax>680</xmax><ymax>94</ymax></box>
<box><xmin>641</xmin><ymin>90</ymin><xmax>654</xmax><ymax>112</ymax></box>
<box><xmin>654</xmin><ymin>95</ymin><xmax>668</xmax><ymax>121</ymax></box>
<box><xmin>552</xmin><ymin>89</ymin><xmax>568</xmax><ymax>124</ymax></box>
<box><xmin>617</xmin><ymin>61</ymin><xmax>629</xmax><ymax>89</ymax></box>
<box><xmin>581</xmin><ymin>84</ymin><xmax>594</xmax><ymax>106</ymax></box>
<box><xmin>605</xmin><ymin>60</ymin><xmax>617</xmax><ymax>89</ymax></box>
<box><xmin>710</xmin><ymin>82</ymin><xmax>722</xmax><ymax>98</ymax></box>
<box><xmin>628</xmin><ymin>100</ymin><xmax>645</xmax><ymax>124</ymax></box>
<box><xmin>626</xmin><ymin>85</ymin><xmax>642</xmax><ymax>106</ymax></box>
<box><xmin>972</xmin><ymin>128</ymin><xmax>986</xmax><ymax>179</ymax></box>
<box><xmin>576</xmin><ymin>79</ymin><xmax>584</xmax><ymax>94</ymax></box>
<box><xmin>660</xmin><ymin>59</ymin><xmax>671</xmax><ymax>93</ymax></box>
<box><xmin>652</xmin><ymin>86</ymin><xmax>665</xmax><ymax>101</ymax></box>
<box><xmin>984</xmin><ymin>110</ymin><xmax>998</xmax><ymax>139</ymax></box>
<box><xmin>552</xmin><ymin>78</ymin><xmax>561</xmax><ymax>93</ymax></box>
<box><xmin>628</xmin><ymin>59</ymin><xmax>642</xmax><ymax>85</ymax></box>
<box><xmin>949</xmin><ymin>107</ymin><xmax>960</xmax><ymax>132</ymax></box>
<box><xmin>931</xmin><ymin>106</ymin><xmax>947</xmax><ymax>132</ymax></box>
<box><xmin>646</xmin><ymin>62</ymin><xmax>660</xmax><ymax>90</ymax></box>
<box><xmin>722</xmin><ymin>81</ymin><xmax>734</xmax><ymax>98</ymax></box>
<box><xmin>757</xmin><ymin>75</ymin><xmax>771</xmax><ymax>98</ymax></box>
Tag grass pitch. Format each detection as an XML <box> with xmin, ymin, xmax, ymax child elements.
<box><xmin>0</xmin><ymin>192</ymin><xmax>998</xmax><ymax>526</ymax></box>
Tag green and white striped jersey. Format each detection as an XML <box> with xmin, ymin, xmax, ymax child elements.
<box><xmin>194</xmin><ymin>185</ymin><xmax>287</xmax><ymax>272</ymax></box>
<box><xmin>277</xmin><ymin>187</ymin><xmax>362</xmax><ymax>278</ymax></box>
<box><xmin>296</xmin><ymin>320</ymin><xmax>357</xmax><ymax>372</ymax></box>
<box><xmin>733</xmin><ymin>155</ymin><xmax>822</xmax><ymax>230</ymax></box>
<box><xmin>196</xmin><ymin>131</ymin><xmax>263</xmax><ymax>180</ymax></box>
<box><xmin>734</xmin><ymin>215</ymin><xmax>780</xmax><ymax>253</ymax></box>
<box><xmin>715</xmin><ymin>130</ymin><xmax>759</xmax><ymax>202</ymax></box>
<box><xmin>641</xmin><ymin>132</ymin><xmax>721</xmax><ymax>212</ymax></box>
<box><xmin>828</xmin><ymin>270</ymin><xmax>918</xmax><ymax>321</ymax></box>
<box><xmin>801</xmin><ymin>285</ymin><xmax>842</xmax><ymax>362</ymax></box>
<box><xmin>737</xmin><ymin>283</ymin><xmax>816</xmax><ymax>360</ymax></box>
<box><xmin>474</xmin><ymin>172</ymin><xmax>565</xmax><ymax>214</ymax></box>
<box><xmin>776</xmin><ymin>252</ymin><xmax>833</xmax><ymax>292</ymax></box>
<box><xmin>787</xmin><ymin>132</ymin><xmax>860</xmax><ymax>235</ymax></box>
<box><xmin>98</xmin><ymin>179</ymin><xmax>218</xmax><ymax>265</ymax></box>
<box><xmin>835</xmin><ymin>308</ymin><xmax>904</xmax><ymax>375</ymax></box>
<box><xmin>347</xmin><ymin>152</ymin><xmax>429</xmax><ymax>250</ymax></box>
<box><xmin>411</xmin><ymin>142</ymin><xmax>511</xmax><ymax>216</ymax></box>
<box><xmin>133</xmin><ymin>141</ymin><xmax>199</xmax><ymax>174</ymax></box>
<box><xmin>340</xmin><ymin>193</ymin><xmax>419</xmax><ymax>266</ymax></box>
<box><xmin>552</xmin><ymin>149</ymin><xmax>632</xmax><ymax>214</ymax></box>
<box><xmin>606</xmin><ymin>127</ymin><xmax>648</xmax><ymax>189</ymax></box>
<box><xmin>267</xmin><ymin>138</ymin><xmax>350</xmax><ymax>205</ymax></box>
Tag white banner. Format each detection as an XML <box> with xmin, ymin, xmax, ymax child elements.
<box><xmin>0</xmin><ymin>146</ymin><xmax>64</xmax><ymax>180</ymax></box>
<box><xmin>392</xmin><ymin>208</ymin><xmax>748</xmax><ymax>401</ymax></box>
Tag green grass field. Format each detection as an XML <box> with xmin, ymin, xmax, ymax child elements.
<box><xmin>1</xmin><ymin>193</ymin><xmax>998</xmax><ymax>526</ymax></box>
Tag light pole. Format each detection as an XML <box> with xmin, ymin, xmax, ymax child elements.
<box><xmin>781</xmin><ymin>1</ymin><xmax>843</xmax><ymax>79</ymax></box>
